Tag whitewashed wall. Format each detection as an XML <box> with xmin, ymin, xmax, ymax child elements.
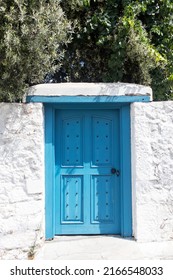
<box><xmin>0</xmin><ymin>103</ymin><xmax>44</xmax><ymax>259</ymax></box>
<box><xmin>0</xmin><ymin>100</ymin><xmax>173</xmax><ymax>259</ymax></box>
<box><xmin>131</xmin><ymin>101</ymin><xmax>173</xmax><ymax>242</ymax></box>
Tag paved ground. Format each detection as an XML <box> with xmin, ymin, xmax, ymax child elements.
<box><xmin>35</xmin><ymin>236</ymin><xmax>173</xmax><ymax>260</ymax></box>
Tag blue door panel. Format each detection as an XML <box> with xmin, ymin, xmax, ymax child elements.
<box><xmin>61</xmin><ymin>175</ymin><xmax>83</xmax><ymax>223</ymax></box>
<box><xmin>62</xmin><ymin>116</ymin><xmax>83</xmax><ymax>166</ymax></box>
<box><xmin>55</xmin><ymin>109</ymin><xmax>120</xmax><ymax>235</ymax></box>
<box><xmin>91</xmin><ymin>175</ymin><xmax>115</xmax><ymax>224</ymax></box>
<box><xmin>92</xmin><ymin>116</ymin><xmax>113</xmax><ymax>166</ymax></box>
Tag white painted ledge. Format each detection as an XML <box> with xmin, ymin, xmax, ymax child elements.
<box><xmin>27</xmin><ymin>83</ymin><xmax>152</xmax><ymax>100</ymax></box>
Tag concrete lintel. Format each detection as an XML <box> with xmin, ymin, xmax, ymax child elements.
<box><xmin>26</xmin><ymin>83</ymin><xmax>152</xmax><ymax>101</ymax></box>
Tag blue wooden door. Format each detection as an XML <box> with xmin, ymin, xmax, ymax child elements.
<box><xmin>55</xmin><ymin>109</ymin><xmax>120</xmax><ymax>234</ymax></box>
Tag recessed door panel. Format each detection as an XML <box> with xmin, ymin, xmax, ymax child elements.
<box><xmin>91</xmin><ymin>175</ymin><xmax>115</xmax><ymax>223</ymax></box>
<box><xmin>62</xmin><ymin>116</ymin><xmax>83</xmax><ymax>166</ymax></box>
<box><xmin>92</xmin><ymin>117</ymin><xmax>113</xmax><ymax>166</ymax></box>
<box><xmin>61</xmin><ymin>175</ymin><xmax>83</xmax><ymax>223</ymax></box>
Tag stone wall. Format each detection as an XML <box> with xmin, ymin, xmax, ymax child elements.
<box><xmin>0</xmin><ymin>103</ymin><xmax>44</xmax><ymax>259</ymax></box>
<box><xmin>0</xmin><ymin>100</ymin><xmax>173</xmax><ymax>259</ymax></box>
<box><xmin>131</xmin><ymin>101</ymin><xmax>173</xmax><ymax>242</ymax></box>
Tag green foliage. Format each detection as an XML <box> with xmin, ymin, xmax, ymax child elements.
<box><xmin>106</xmin><ymin>7</ymin><xmax>167</xmax><ymax>86</ymax></box>
<box><xmin>58</xmin><ymin>0</ymin><xmax>119</xmax><ymax>82</ymax></box>
<box><xmin>0</xmin><ymin>0</ymin><xmax>72</xmax><ymax>102</ymax></box>
<box><xmin>1</xmin><ymin>0</ymin><xmax>172</xmax><ymax>101</ymax></box>
<box><xmin>58</xmin><ymin>0</ymin><xmax>173</xmax><ymax>100</ymax></box>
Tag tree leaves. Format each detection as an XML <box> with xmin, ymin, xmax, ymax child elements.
<box><xmin>57</xmin><ymin>0</ymin><xmax>173</xmax><ymax>100</ymax></box>
<box><xmin>0</xmin><ymin>0</ymin><xmax>72</xmax><ymax>102</ymax></box>
<box><xmin>1</xmin><ymin>0</ymin><xmax>172</xmax><ymax>101</ymax></box>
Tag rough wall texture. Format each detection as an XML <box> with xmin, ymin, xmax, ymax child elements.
<box><xmin>0</xmin><ymin>100</ymin><xmax>173</xmax><ymax>259</ymax></box>
<box><xmin>0</xmin><ymin>103</ymin><xmax>44</xmax><ymax>259</ymax></box>
<box><xmin>131</xmin><ymin>101</ymin><xmax>173</xmax><ymax>242</ymax></box>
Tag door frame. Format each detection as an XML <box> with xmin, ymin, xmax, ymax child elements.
<box><xmin>44</xmin><ymin>100</ymin><xmax>132</xmax><ymax>240</ymax></box>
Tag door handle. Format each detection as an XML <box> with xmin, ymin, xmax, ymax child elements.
<box><xmin>111</xmin><ymin>168</ymin><xmax>120</xmax><ymax>176</ymax></box>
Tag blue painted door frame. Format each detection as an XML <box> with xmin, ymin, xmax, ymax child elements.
<box><xmin>45</xmin><ymin>101</ymin><xmax>132</xmax><ymax>239</ymax></box>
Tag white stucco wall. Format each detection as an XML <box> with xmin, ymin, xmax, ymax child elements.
<box><xmin>0</xmin><ymin>97</ymin><xmax>173</xmax><ymax>259</ymax></box>
<box><xmin>131</xmin><ymin>101</ymin><xmax>173</xmax><ymax>242</ymax></box>
<box><xmin>0</xmin><ymin>103</ymin><xmax>44</xmax><ymax>259</ymax></box>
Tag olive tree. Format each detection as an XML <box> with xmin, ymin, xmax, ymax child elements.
<box><xmin>0</xmin><ymin>0</ymin><xmax>72</xmax><ymax>102</ymax></box>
